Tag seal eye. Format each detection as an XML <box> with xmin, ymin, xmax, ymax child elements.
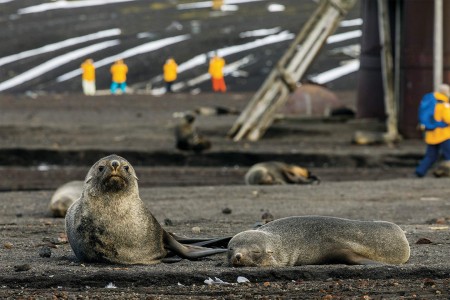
<box><xmin>124</xmin><ymin>165</ymin><xmax>129</xmax><ymax>172</ymax></box>
<box><xmin>98</xmin><ymin>165</ymin><xmax>105</xmax><ymax>172</ymax></box>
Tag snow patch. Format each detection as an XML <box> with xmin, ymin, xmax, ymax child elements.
<box><xmin>0</xmin><ymin>40</ymin><xmax>120</xmax><ymax>92</ymax></box>
<box><xmin>18</xmin><ymin>0</ymin><xmax>140</xmax><ymax>15</ymax></box>
<box><xmin>0</xmin><ymin>29</ymin><xmax>121</xmax><ymax>67</ymax></box>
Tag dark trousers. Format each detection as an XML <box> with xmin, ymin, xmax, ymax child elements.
<box><xmin>165</xmin><ymin>81</ymin><xmax>174</xmax><ymax>93</ymax></box>
<box><xmin>415</xmin><ymin>139</ymin><xmax>450</xmax><ymax>177</ymax></box>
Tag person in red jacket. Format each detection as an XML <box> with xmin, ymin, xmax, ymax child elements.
<box><xmin>208</xmin><ymin>52</ymin><xmax>226</xmax><ymax>92</ymax></box>
<box><xmin>110</xmin><ymin>59</ymin><xmax>128</xmax><ymax>95</ymax></box>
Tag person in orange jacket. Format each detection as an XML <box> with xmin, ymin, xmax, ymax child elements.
<box><xmin>81</xmin><ymin>58</ymin><xmax>96</xmax><ymax>96</ymax></box>
<box><xmin>416</xmin><ymin>83</ymin><xmax>450</xmax><ymax>177</ymax></box>
<box><xmin>208</xmin><ymin>52</ymin><xmax>226</xmax><ymax>92</ymax></box>
<box><xmin>110</xmin><ymin>59</ymin><xmax>128</xmax><ymax>94</ymax></box>
<box><xmin>163</xmin><ymin>57</ymin><xmax>178</xmax><ymax>93</ymax></box>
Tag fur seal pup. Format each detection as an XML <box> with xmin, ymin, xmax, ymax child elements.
<box><xmin>244</xmin><ymin>161</ymin><xmax>319</xmax><ymax>185</ymax></box>
<box><xmin>65</xmin><ymin>154</ymin><xmax>225</xmax><ymax>264</ymax></box>
<box><xmin>194</xmin><ymin>106</ymin><xmax>240</xmax><ymax>116</ymax></box>
<box><xmin>227</xmin><ymin>216</ymin><xmax>410</xmax><ymax>267</ymax></box>
<box><xmin>49</xmin><ymin>180</ymin><xmax>83</xmax><ymax>217</ymax></box>
<box><xmin>174</xmin><ymin>113</ymin><xmax>211</xmax><ymax>153</ymax></box>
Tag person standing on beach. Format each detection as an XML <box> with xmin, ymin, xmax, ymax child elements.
<box><xmin>163</xmin><ymin>57</ymin><xmax>178</xmax><ymax>93</ymax></box>
<box><xmin>208</xmin><ymin>52</ymin><xmax>226</xmax><ymax>92</ymax></box>
<box><xmin>81</xmin><ymin>59</ymin><xmax>96</xmax><ymax>96</ymax></box>
<box><xmin>110</xmin><ymin>59</ymin><xmax>128</xmax><ymax>95</ymax></box>
<box><xmin>415</xmin><ymin>83</ymin><xmax>450</xmax><ymax>177</ymax></box>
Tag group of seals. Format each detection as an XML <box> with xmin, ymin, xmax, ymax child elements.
<box><xmin>65</xmin><ymin>154</ymin><xmax>410</xmax><ymax>267</ymax></box>
<box><xmin>174</xmin><ymin>113</ymin><xmax>211</xmax><ymax>153</ymax></box>
<box><xmin>65</xmin><ymin>154</ymin><xmax>226</xmax><ymax>264</ymax></box>
<box><xmin>227</xmin><ymin>216</ymin><xmax>410</xmax><ymax>267</ymax></box>
<box><xmin>244</xmin><ymin>161</ymin><xmax>320</xmax><ymax>185</ymax></box>
<box><xmin>49</xmin><ymin>180</ymin><xmax>83</xmax><ymax>217</ymax></box>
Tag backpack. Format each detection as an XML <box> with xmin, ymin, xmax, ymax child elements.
<box><xmin>418</xmin><ymin>92</ymin><xmax>447</xmax><ymax>131</ymax></box>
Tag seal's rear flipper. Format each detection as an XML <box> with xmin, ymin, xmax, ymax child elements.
<box><xmin>169</xmin><ymin>232</ymin><xmax>231</xmax><ymax>247</ymax></box>
<box><xmin>164</xmin><ymin>231</ymin><xmax>227</xmax><ymax>260</ymax></box>
<box><xmin>329</xmin><ymin>249</ymin><xmax>384</xmax><ymax>265</ymax></box>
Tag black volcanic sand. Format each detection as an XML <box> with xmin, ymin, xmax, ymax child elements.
<box><xmin>0</xmin><ymin>92</ymin><xmax>449</xmax><ymax>299</ymax></box>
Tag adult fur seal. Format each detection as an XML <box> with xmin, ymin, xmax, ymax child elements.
<box><xmin>227</xmin><ymin>216</ymin><xmax>410</xmax><ymax>267</ymax></box>
<box><xmin>65</xmin><ymin>154</ymin><xmax>226</xmax><ymax>264</ymax></box>
<box><xmin>244</xmin><ymin>161</ymin><xmax>319</xmax><ymax>185</ymax></box>
<box><xmin>174</xmin><ymin>113</ymin><xmax>211</xmax><ymax>153</ymax></box>
<box><xmin>49</xmin><ymin>180</ymin><xmax>83</xmax><ymax>217</ymax></box>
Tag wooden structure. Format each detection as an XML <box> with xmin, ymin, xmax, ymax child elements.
<box><xmin>228</xmin><ymin>0</ymin><xmax>357</xmax><ymax>141</ymax></box>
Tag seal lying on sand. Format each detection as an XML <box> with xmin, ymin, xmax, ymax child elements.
<box><xmin>49</xmin><ymin>180</ymin><xmax>83</xmax><ymax>217</ymax></box>
<box><xmin>66</xmin><ymin>154</ymin><xmax>226</xmax><ymax>264</ymax></box>
<box><xmin>244</xmin><ymin>161</ymin><xmax>319</xmax><ymax>185</ymax></box>
<box><xmin>194</xmin><ymin>106</ymin><xmax>240</xmax><ymax>116</ymax></box>
<box><xmin>174</xmin><ymin>113</ymin><xmax>211</xmax><ymax>153</ymax></box>
<box><xmin>227</xmin><ymin>216</ymin><xmax>410</xmax><ymax>267</ymax></box>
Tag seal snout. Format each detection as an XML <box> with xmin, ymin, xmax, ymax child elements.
<box><xmin>111</xmin><ymin>160</ymin><xmax>120</xmax><ymax>170</ymax></box>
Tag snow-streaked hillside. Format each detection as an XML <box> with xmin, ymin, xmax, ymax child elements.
<box><xmin>0</xmin><ymin>0</ymin><xmax>361</xmax><ymax>94</ymax></box>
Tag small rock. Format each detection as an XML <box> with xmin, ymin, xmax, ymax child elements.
<box><xmin>263</xmin><ymin>281</ymin><xmax>270</xmax><ymax>287</ymax></box>
<box><xmin>222</xmin><ymin>207</ymin><xmax>232</xmax><ymax>214</ymax></box>
<box><xmin>416</xmin><ymin>238</ymin><xmax>433</xmax><ymax>244</ymax></box>
<box><xmin>14</xmin><ymin>264</ymin><xmax>31</xmax><ymax>272</ymax></box>
<box><xmin>39</xmin><ymin>246</ymin><xmax>52</xmax><ymax>258</ymax></box>
<box><xmin>192</xmin><ymin>226</ymin><xmax>201</xmax><ymax>234</ymax></box>
<box><xmin>15</xmin><ymin>213</ymin><xmax>23</xmax><ymax>218</ymax></box>
<box><xmin>3</xmin><ymin>242</ymin><xmax>13</xmax><ymax>249</ymax></box>
<box><xmin>164</xmin><ymin>218</ymin><xmax>173</xmax><ymax>226</ymax></box>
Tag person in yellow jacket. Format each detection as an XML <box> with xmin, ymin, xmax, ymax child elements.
<box><xmin>208</xmin><ymin>52</ymin><xmax>226</xmax><ymax>92</ymax></box>
<box><xmin>163</xmin><ymin>57</ymin><xmax>178</xmax><ymax>93</ymax></box>
<box><xmin>81</xmin><ymin>58</ymin><xmax>96</xmax><ymax>96</ymax></box>
<box><xmin>110</xmin><ymin>59</ymin><xmax>128</xmax><ymax>95</ymax></box>
<box><xmin>415</xmin><ymin>83</ymin><xmax>450</xmax><ymax>177</ymax></box>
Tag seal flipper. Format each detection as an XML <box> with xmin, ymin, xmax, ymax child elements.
<box><xmin>163</xmin><ymin>231</ymin><xmax>227</xmax><ymax>260</ymax></box>
<box><xmin>328</xmin><ymin>249</ymin><xmax>384</xmax><ymax>265</ymax></box>
<box><xmin>169</xmin><ymin>232</ymin><xmax>232</xmax><ymax>248</ymax></box>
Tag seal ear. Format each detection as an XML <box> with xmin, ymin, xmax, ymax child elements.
<box><xmin>85</xmin><ymin>176</ymin><xmax>92</xmax><ymax>184</ymax></box>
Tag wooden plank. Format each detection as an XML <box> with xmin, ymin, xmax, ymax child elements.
<box><xmin>229</xmin><ymin>0</ymin><xmax>357</xmax><ymax>141</ymax></box>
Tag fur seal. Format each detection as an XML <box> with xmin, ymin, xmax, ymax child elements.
<box><xmin>244</xmin><ymin>161</ymin><xmax>319</xmax><ymax>185</ymax></box>
<box><xmin>65</xmin><ymin>154</ymin><xmax>226</xmax><ymax>264</ymax></box>
<box><xmin>49</xmin><ymin>180</ymin><xmax>83</xmax><ymax>217</ymax></box>
<box><xmin>227</xmin><ymin>216</ymin><xmax>410</xmax><ymax>267</ymax></box>
<box><xmin>174</xmin><ymin>113</ymin><xmax>211</xmax><ymax>153</ymax></box>
<box><xmin>433</xmin><ymin>160</ymin><xmax>450</xmax><ymax>177</ymax></box>
<box><xmin>194</xmin><ymin>106</ymin><xmax>240</xmax><ymax>116</ymax></box>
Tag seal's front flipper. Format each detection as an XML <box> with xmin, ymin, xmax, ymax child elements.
<box><xmin>163</xmin><ymin>231</ymin><xmax>227</xmax><ymax>260</ymax></box>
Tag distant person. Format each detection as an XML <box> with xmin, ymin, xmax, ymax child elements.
<box><xmin>81</xmin><ymin>58</ymin><xmax>96</xmax><ymax>96</ymax></box>
<box><xmin>415</xmin><ymin>83</ymin><xmax>450</xmax><ymax>177</ymax></box>
<box><xmin>163</xmin><ymin>57</ymin><xmax>178</xmax><ymax>93</ymax></box>
<box><xmin>208</xmin><ymin>52</ymin><xmax>226</xmax><ymax>92</ymax></box>
<box><xmin>110</xmin><ymin>59</ymin><xmax>128</xmax><ymax>95</ymax></box>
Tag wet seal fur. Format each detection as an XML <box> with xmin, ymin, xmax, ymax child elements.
<box><xmin>244</xmin><ymin>161</ymin><xmax>319</xmax><ymax>185</ymax></box>
<box><xmin>174</xmin><ymin>113</ymin><xmax>211</xmax><ymax>153</ymax></box>
<box><xmin>65</xmin><ymin>154</ymin><xmax>226</xmax><ymax>264</ymax></box>
<box><xmin>228</xmin><ymin>216</ymin><xmax>410</xmax><ymax>267</ymax></box>
<box><xmin>49</xmin><ymin>180</ymin><xmax>83</xmax><ymax>217</ymax></box>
